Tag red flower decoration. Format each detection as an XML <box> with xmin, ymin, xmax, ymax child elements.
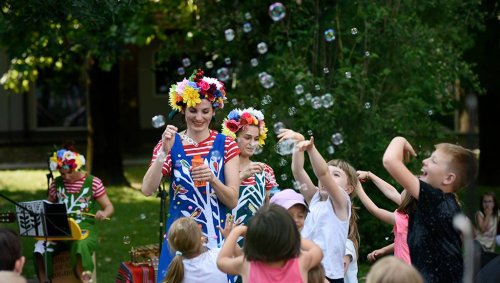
<box><xmin>225</xmin><ymin>120</ymin><xmax>241</xmax><ymax>132</ymax></box>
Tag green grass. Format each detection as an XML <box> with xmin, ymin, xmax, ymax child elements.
<box><xmin>0</xmin><ymin>166</ymin><xmax>160</xmax><ymax>282</ymax></box>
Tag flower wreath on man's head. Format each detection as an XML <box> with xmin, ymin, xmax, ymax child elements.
<box><xmin>168</xmin><ymin>68</ymin><xmax>227</xmax><ymax>118</ymax></box>
<box><xmin>221</xmin><ymin>107</ymin><xmax>268</xmax><ymax>146</ymax></box>
<box><xmin>49</xmin><ymin>148</ymin><xmax>86</xmax><ymax>172</ymax></box>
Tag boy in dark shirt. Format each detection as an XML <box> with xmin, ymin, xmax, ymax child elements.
<box><xmin>383</xmin><ymin>137</ymin><xmax>478</xmax><ymax>283</ymax></box>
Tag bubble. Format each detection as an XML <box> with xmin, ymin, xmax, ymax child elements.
<box><xmin>231</xmin><ymin>98</ymin><xmax>238</xmax><ymax>105</ymax></box>
<box><xmin>324</xmin><ymin>28</ymin><xmax>336</xmax><ymax>42</ymax></box>
<box><xmin>323</xmin><ymin>67</ymin><xmax>329</xmax><ymax>74</ymax></box>
<box><xmin>311</xmin><ymin>97</ymin><xmax>322</xmax><ymax>109</ymax></box>
<box><xmin>287</xmin><ymin>41</ymin><xmax>292</xmax><ymax>47</ymax></box>
<box><xmin>258</xmin><ymin>72</ymin><xmax>275</xmax><ymax>89</ymax></box>
<box><xmin>314</xmin><ymin>84</ymin><xmax>321</xmax><ymax>91</ymax></box>
<box><xmin>331</xmin><ymin>133</ymin><xmax>344</xmax><ymax>145</ymax></box>
<box><xmin>345</xmin><ymin>71</ymin><xmax>352</xmax><ymax>79</ymax></box>
<box><xmin>275</xmin><ymin>139</ymin><xmax>296</xmax><ymax>156</ymax></box>
<box><xmin>216</xmin><ymin>67</ymin><xmax>230</xmax><ymax>82</ymax></box>
<box><xmin>364</xmin><ymin>51</ymin><xmax>370</xmax><ymax>57</ymax></box>
<box><xmin>279</xmin><ymin>158</ymin><xmax>288</xmax><ymax>167</ymax></box>
<box><xmin>268</xmin><ymin>2</ymin><xmax>286</xmax><ymax>22</ymax></box>
<box><xmin>243</xmin><ymin>22</ymin><xmax>252</xmax><ymax>33</ymax></box>
<box><xmin>427</xmin><ymin>109</ymin><xmax>434</xmax><ymax>116</ymax></box>
<box><xmin>321</xmin><ymin>93</ymin><xmax>334</xmax><ymax>108</ymax></box>
<box><xmin>261</xmin><ymin>95</ymin><xmax>272</xmax><ymax>105</ymax></box>
<box><xmin>123</xmin><ymin>236</ymin><xmax>130</xmax><ymax>245</ymax></box>
<box><xmin>186</xmin><ymin>31</ymin><xmax>193</xmax><ymax>38</ymax></box>
<box><xmin>224</xmin><ymin>57</ymin><xmax>231</xmax><ymax>65</ymax></box>
<box><xmin>151</xmin><ymin>115</ymin><xmax>166</xmax><ymax>128</ymax></box>
<box><xmin>105</xmin><ymin>257</ymin><xmax>112</xmax><ymax>263</ymax></box>
<box><xmin>327</xmin><ymin>145</ymin><xmax>335</xmax><ymax>155</ymax></box>
<box><xmin>273</xmin><ymin>122</ymin><xmax>285</xmax><ymax>134</ymax></box>
<box><xmin>298</xmin><ymin>98</ymin><xmax>305</xmax><ymax>106</ymax></box>
<box><xmin>295</xmin><ymin>84</ymin><xmax>304</xmax><ymax>95</ymax></box>
<box><xmin>224</xmin><ymin>29</ymin><xmax>235</xmax><ymax>41</ymax></box>
<box><xmin>271</xmin><ymin>114</ymin><xmax>276</xmax><ymax>119</ymax></box>
<box><xmin>211</xmin><ymin>150</ymin><xmax>221</xmax><ymax>162</ymax></box>
<box><xmin>182</xmin><ymin>58</ymin><xmax>191</xmax><ymax>67</ymax></box>
<box><xmin>254</xmin><ymin>146</ymin><xmax>263</xmax><ymax>155</ymax></box>
<box><xmin>280</xmin><ymin>174</ymin><xmax>288</xmax><ymax>181</ymax></box>
<box><xmin>257</xmin><ymin>42</ymin><xmax>268</xmax><ymax>54</ymax></box>
<box><xmin>364</xmin><ymin>102</ymin><xmax>371</xmax><ymax>109</ymax></box>
<box><xmin>351</xmin><ymin>27</ymin><xmax>358</xmax><ymax>35</ymax></box>
<box><xmin>177</xmin><ymin>67</ymin><xmax>185</xmax><ymax>75</ymax></box>
<box><xmin>305</xmin><ymin>93</ymin><xmax>312</xmax><ymax>101</ymax></box>
<box><xmin>288</xmin><ymin>107</ymin><xmax>297</xmax><ymax>116</ymax></box>
<box><xmin>139</xmin><ymin>213</ymin><xmax>146</xmax><ymax>220</ymax></box>
<box><xmin>307</xmin><ymin>130</ymin><xmax>313</xmax><ymax>136</ymax></box>
<box><xmin>205</xmin><ymin>61</ymin><xmax>214</xmax><ymax>69</ymax></box>
<box><xmin>250</xmin><ymin>58</ymin><xmax>259</xmax><ymax>67</ymax></box>
<box><xmin>212</xmin><ymin>53</ymin><xmax>219</xmax><ymax>61</ymax></box>
<box><xmin>244</xmin><ymin>12</ymin><xmax>252</xmax><ymax>20</ymax></box>
<box><xmin>292</xmin><ymin>180</ymin><xmax>302</xmax><ymax>191</ymax></box>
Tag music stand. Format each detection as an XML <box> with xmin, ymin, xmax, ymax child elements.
<box><xmin>15</xmin><ymin>200</ymin><xmax>72</xmax><ymax>283</ymax></box>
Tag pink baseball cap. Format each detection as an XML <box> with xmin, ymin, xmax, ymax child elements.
<box><xmin>270</xmin><ymin>189</ymin><xmax>309</xmax><ymax>212</ymax></box>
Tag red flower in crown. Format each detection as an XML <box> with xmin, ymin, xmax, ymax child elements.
<box><xmin>197</xmin><ymin>80</ymin><xmax>210</xmax><ymax>94</ymax></box>
<box><xmin>225</xmin><ymin>120</ymin><xmax>241</xmax><ymax>132</ymax></box>
<box><xmin>240</xmin><ymin>112</ymin><xmax>254</xmax><ymax>125</ymax></box>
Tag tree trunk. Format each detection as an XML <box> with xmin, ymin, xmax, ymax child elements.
<box><xmin>88</xmin><ymin>62</ymin><xmax>129</xmax><ymax>186</ymax></box>
<box><xmin>475</xmin><ymin>0</ymin><xmax>500</xmax><ymax>186</ymax></box>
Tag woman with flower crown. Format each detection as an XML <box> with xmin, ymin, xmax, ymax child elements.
<box><xmin>221</xmin><ymin>108</ymin><xmax>279</xmax><ymax>231</ymax></box>
<box><xmin>141</xmin><ymin>68</ymin><xmax>240</xmax><ymax>283</ymax></box>
<box><xmin>34</xmin><ymin>142</ymin><xmax>114</xmax><ymax>283</ymax></box>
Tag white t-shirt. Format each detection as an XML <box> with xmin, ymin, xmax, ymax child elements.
<box><xmin>182</xmin><ymin>248</ymin><xmax>227</xmax><ymax>283</ymax></box>
<box><xmin>344</xmin><ymin>239</ymin><xmax>358</xmax><ymax>283</ymax></box>
<box><xmin>301</xmin><ymin>190</ymin><xmax>351</xmax><ymax>279</ymax></box>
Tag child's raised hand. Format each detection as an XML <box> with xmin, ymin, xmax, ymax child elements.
<box><xmin>402</xmin><ymin>139</ymin><xmax>417</xmax><ymax>163</ymax></box>
<box><xmin>296</xmin><ymin>137</ymin><xmax>315</xmax><ymax>152</ymax></box>
<box><xmin>217</xmin><ymin>213</ymin><xmax>237</xmax><ymax>239</ymax></box>
<box><xmin>357</xmin><ymin>170</ymin><xmax>370</xmax><ymax>182</ymax></box>
<box><xmin>277</xmin><ymin>129</ymin><xmax>305</xmax><ymax>142</ymax></box>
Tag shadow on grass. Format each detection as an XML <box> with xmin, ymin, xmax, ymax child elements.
<box><xmin>1</xmin><ymin>182</ymin><xmax>167</xmax><ymax>282</ymax></box>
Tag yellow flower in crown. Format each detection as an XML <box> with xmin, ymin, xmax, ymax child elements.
<box><xmin>221</xmin><ymin>107</ymin><xmax>268</xmax><ymax>146</ymax></box>
<box><xmin>168</xmin><ymin>68</ymin><xmax>227</xmax><ymax>116</ymax></box>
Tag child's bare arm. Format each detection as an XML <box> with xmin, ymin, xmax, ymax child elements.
<box><xmin>382</xmin><ymin>137</ymin><xmax>420</xmax><ymax>199</ymax></box>
<box><xmin>357</xmin><ymin>170</ymin><xmax>402</xmax><ymax>205</ymax></box>
<box><xmin>300</xmin><ymin>238</ymin><xmax>323</xmax><ymax>271</ymax></box>
<box><xmin>367</xmin><ymin>243</ymin><xmax>394</xmax><ymax>263</ymax></box>
<box><xmin>356</xmin><ymin>181</ymin><xmax>395</xmax><ymax>225</ymax></box>
<box><xmin>280</xmin><ymin>129</ymin><xmax>316</xmax><ymax>203</ymax></box>
<box><xmin>306</xmin><ymin>137</ymin><xmax>349</xmax><ymax>220</ymax></box>
<box><xmin>217</xmin><ymin>225</ymin><xmax>247</xmax><ymax>275</ymax></box>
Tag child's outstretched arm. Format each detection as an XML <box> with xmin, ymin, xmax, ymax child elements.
<box><xmin>303</xmin><ymin>137</ymin><xmax>349</xmax><ymax>221</ymax></box>
<box><xmin>367</xmin><ymin>243</ymin><xmax>394</xmax><ymax>263</ymax></box>
<box><xmin>299</xmin><ymin>238</ymin><xmax>323</xmax><ymax>272</ymax></box>
<box><xmin>357</xmin><ymin>170</ymin><xmax>402</xmax><ymax>205</ymax></box>
<box><xmin>355</xmin><ymin>181</ymin><xmax>395</xmax><ymax>225</ymax></box>
<box><xmin>279</xmin><ymin>129</ymin><xmax>317</xmax><ymax>203</ymax></box>
<box><xmin>217</xmin><ymin>225</ymin><xmax>247</xmax><ymax>275</ymax></box>
<box><xmin>382</xmin><ymin>137</ymin><xmax>420</xmax><ymax>199</ymax></box>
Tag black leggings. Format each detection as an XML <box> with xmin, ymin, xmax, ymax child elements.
<box><xmin>326</xmin><ymin>277</ymin><xmax>344</xmax><ymax>283</ymax></box>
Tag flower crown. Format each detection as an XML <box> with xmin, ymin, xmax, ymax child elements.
<box><xmin>49</xmin><ymin>149</ymin><xmax>86</xmax><ymax>172</ymax></box>
<box><xmin>221</xmin><ymin>108</ymin><xmax>268</xmax><ymax>146</ymax></box>
<box><xmin>169</xmin><ymin>68</ymin><xmax>227</xmax><ymax>113</ymax></box>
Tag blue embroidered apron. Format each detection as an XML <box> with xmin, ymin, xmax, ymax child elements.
<box><xmin>156</xmin><ymin>133</ymin><xmax>227</xmax><ymax>282</ymax></box>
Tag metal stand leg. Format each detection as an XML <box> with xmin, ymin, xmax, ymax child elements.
<box><xmin>156</xmin><ymin>180</ymin><xmax>168</xmax><ymax>252</ymax></box>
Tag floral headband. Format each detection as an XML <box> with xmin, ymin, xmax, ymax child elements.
<box><xmin>221</xmin><ymin>108</ymin><xmax>268</xmax><ymax>146</ymax></box>
<box><xmin>169</xmin><ymin>68</ymin><xmax>227</xmax><ymax>114</ymax></box>
<box><xmin>49</xmin><ymin>149</ymin><xmax>86</xmax><ymax>172</ymax></box>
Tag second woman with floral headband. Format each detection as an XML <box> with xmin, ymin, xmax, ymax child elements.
<box><xmin>221</xmin><ymin>107</ymin><xmax>279</xmax><ymax>231</ymax></box>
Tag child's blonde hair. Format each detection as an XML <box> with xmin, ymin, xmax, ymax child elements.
<box><xmin>327</xmin><ymin>159</ymin><xmax>360</xmax><ymax>257</ymax></box>
<box><xmin>163</xmin><ymin>217</ymin><xmax>203</xmax><ymax>283</ymax></box>
<box><xmin>366</xmin><ymin>256</ymin><xmax>423</xmax><ymax>283</ymax></box>
<box><xmin>434</xmin><ymin>143</ymin><xmax>478</xmax><ymax>190</ymax></box>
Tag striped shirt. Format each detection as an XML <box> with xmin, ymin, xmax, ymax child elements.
<box><xmin>241</xmin><ymin>163</ymin><xmax>279</xmax><ymax>191</ymax></box>
<box><xmin>49</xmin><ymin>175</ymin><xmax>106</xmax><ymax>200</ymax></box>
<box><xmin>151</xmin><ymin>130</ymin><xmax>240</xmax><ymax>176</ymax></box>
